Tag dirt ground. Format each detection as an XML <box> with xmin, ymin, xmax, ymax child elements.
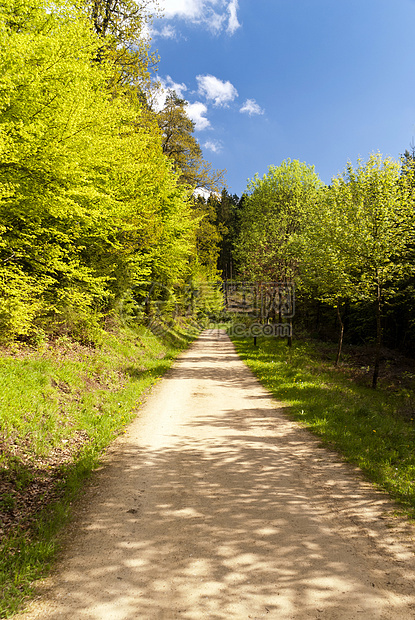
<box><xmin>16</xmin><ymin>330</ymin><xmax>415</xmax><ymax>619</ymax></box>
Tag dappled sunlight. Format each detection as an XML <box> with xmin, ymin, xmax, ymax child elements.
<box><xmin>20</xmin><ymin>331</ymin><xmax>415</xmax><ymax>620</ymax></box>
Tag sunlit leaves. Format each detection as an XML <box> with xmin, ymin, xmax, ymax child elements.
<box><xmin>301</xmin><ymin>153</ymin><xmax>414</xmax><ymax>386</ymax></box>
<box><xmin>236</xmin><ymin>159</ymin><xmax>323</xmax><ymax>282</ymax></box>
<box><xmin>0</xmin><ymin>0</ymin><xmax>197</xmax><ymax>339</ymax></box>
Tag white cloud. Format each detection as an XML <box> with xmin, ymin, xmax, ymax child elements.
<box><xmin>204</xmin><ymin>140</ymin><xmax>223</xmax><ymax>153</ymax></box>
<box><xmin>207</xmin><ymin>11</ymin><xmax>226</xmax><ymax>33</ymax></box>
<box><xmin>162</xmin><ymin>0</ymin><xmax>203</xmax><ymax>20</ymax></box>
<box><xmin>156</xmin><ymin>0</ymin><xmax>240</xmax><ymax>35</ymax></box>
<box><xmin>157</xmin><ymin>24</ymin><xmax>178</xmax><ymax>39</ymax></box>
<box><xmin>151</xmin><ymin>85</ymin><xmax>167</xmax><ymax>113</ymax></box>
<box><xmin>240</xmin><ymin>98</ymin><xmax>265</xmax><ymax>116</ymax></box>
<box><xmin>227</xmin><ymin>0</ymin><xmax>240</xmax><ymax>34</ymax></box>
<box><xmin>187</xmin><ymin>102</ymin><xmax>211</xmax><ymax>130</ymax></box>
<box><xmin>197</xmin><ymin>74</ymin><xmax>238</xmax><ymax>107</ymax></box>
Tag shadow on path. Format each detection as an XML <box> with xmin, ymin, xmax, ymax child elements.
<box><xmin>20</xmin><ymin>331</ymin><xmax>415</xmax><ymax>620</ymax></box>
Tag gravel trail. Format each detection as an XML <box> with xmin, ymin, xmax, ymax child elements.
<box><xmin>18</xmin><ymin>330</ymin><xmax>415</xmax><ymax>619</ymax></box>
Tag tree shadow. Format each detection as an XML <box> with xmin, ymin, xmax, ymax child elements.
<box><xmin>40</xmin><ymin>432</ymin><xmax>413</xmax><ymax>619</ymax></box>
<box><xmin>35</xmin><ymin>331</ymin><xmax>414</xmax><ymax>619</ymax></box>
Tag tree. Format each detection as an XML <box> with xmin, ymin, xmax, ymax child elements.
<box><xmin>191</xmin><ymin>195</ymin><xmax>223</xmax><ymax>275</ymax></box>
<box><xmin>318</xmin><ymin>154</ymin><xmax>414</xmax><ymax>387</ymax></box>
<box><xmin>236</xmin><ymin>160</ymin><xmax>323</xmax><ymax>342</ymax></box>
<box><xmin>0</xmin><ymin>0</ymin><xmax>117</xmax><ymax>336</ymax></box>
<box><xmin>83</xmin><ymin>0</ymin><xmax>158</xmax><ymax>76</ymax></box>
<box><xmin>0</xmin><ymin>0</ymin><xmax>197</xmax><ymax>340</ymax></box>
<box><xmin>156</xmin><ymin>92</ymin><xmax>226</xmax><ymax>193</ymax></box>
<box><xmin>215</xmin><ymin>189</ymin><xmax>241</xmax><ymax>280</ymax></box>
<box><xmin>300</xmin><ymin>186</ymin><xmax>354</xmax><ymax>364</ymax></box>
<box><xmin>236</xmin><ymin>160</ymin><xmax>323</xmax><ymax>282</ymax></box>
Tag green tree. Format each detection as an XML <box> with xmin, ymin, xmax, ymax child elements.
<box><xmin>318</xmin><ymin>154</ymin><xmax>414</xmax><ymax>387</ymax></box>
<box><xmin>0</xmin><ymin>0</ymin><xmax>115</xmax><ymax>336</ymax></box>
<box><xmin>83</xmin><ymin>0</ymin><xmax>159</xmax><ymax>93</ymax></box>
<box><xmin>215</xmin><ymin>189</ymin><xmax>241</xmax><ymax>280</ymax></box>
<box><xmin>191</xmin><ymin>195</ymin><xmax>223</xmax><ymax>275</ymax></box>
<box><xmin>0</xmin><ymin>0</ymin><xmax>196</xmax><ymax>340</ymax></box>
<box><xmin>300</xmin><ymin>185</ymin><xmax>354</xmax><ymax>364</ymax></box>
<box><xmin>236</xmin><ymin>159</ymin><xmax>323</xmax><ymax>282</ymax></box>
<box><xmin>236</xmin><ymin>160</ymin><xmax>323</xmax><ymax>342</ymax></box>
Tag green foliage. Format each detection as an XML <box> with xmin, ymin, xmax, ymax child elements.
<box><xmin>0</xmin><ymin>0</ymin><xmax>203</xmax><ymax>342</ymax></box>
<box><xmin>307</xmin><ymin>154</ymin><xmax>413</xmax><ymax>384</ymax></box>
<box><xmin>80</xmin><ymin>0</ymin><xmax>160</xmax><ymax>104</ymax></box>
<box><xmin>236</xmin><ymin>153</ymin><xmax>415</xmax><ymax>373</ymax></box>
<box><xmin>301</xmin><ymin>154</ymin><xmax>413</xmax><ymax>310</ymax></box>
<box><xmin>214</xmin><ymin>189</ymin><xmax>241</xmax><ymax>279</ymax></box>
<box><xmin>236</xmin><ymin>159</ymin><xmax>323</xmax><ymax>282</ymax></box>
<box><xmin>0</xmin><ymin>0</ymin><xmax>119</xmax><ymax>334</ymax></box>
<box><xmin>325</xmin><ymin>154</ymin><xmax>413</xmax><ymax>299</ymax></box>
<box><xmin>191</xmin><ymin>195</ymin><xmax>223</xmax><ymax>274</ymax></box>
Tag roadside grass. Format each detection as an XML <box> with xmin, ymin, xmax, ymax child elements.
<box><xmin>231</xmin><ymin>335</ymin><xmax>415</xmax><ymax>519</ymax></box>
<box><xmin>0</xmin><ymin>322</ymin><xmax>196</xmax><ymax>618</ymax></box>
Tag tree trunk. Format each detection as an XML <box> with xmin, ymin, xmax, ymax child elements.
<box><xmin>335</xmin><ymin>304</ymin><xmax>344</xmax><ymax>366</ymax></box>
<box><xmin>287</xmin><ymin>318</ymin><xmax>292</xmax><ymax>347</ymax></box>
<box><xmin>372</xmin><ymin>284</ymin><xmax>382</xmax><ymax>389</ymax></box>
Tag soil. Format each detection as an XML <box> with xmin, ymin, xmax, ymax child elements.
<box><xmin>15</xmin><ymin>330</ymin><xmax>415</xmax><ymax>619</ymax></box>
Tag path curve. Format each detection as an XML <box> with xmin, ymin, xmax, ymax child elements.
<box><xmin>18</xmin><ymin>330</ymin><xmax>415</xmax><ymax>619</ymax></box>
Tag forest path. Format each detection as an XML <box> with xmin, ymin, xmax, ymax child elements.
<box><xmin>18</xmin><ymin>330</ymin><xmax>415</xmax><ymax>620</ymax></box>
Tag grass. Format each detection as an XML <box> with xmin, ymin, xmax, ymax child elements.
<box><xmin>231</xmin><ymin>334</ymin><xmax>415</xmax><ymax>519</ymax></box>
<box><xmin>2</xmin><ymin>323</ymin><xmax>413</xmax><ymax>615</ymax></box>
<box><xmin>0</xmin><ymin>321</ymin><xmax>197</xmax><ymax>618</ymax></box>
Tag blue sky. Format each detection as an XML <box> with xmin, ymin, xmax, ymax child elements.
<box><xmin>150</xmin><ymin>0</ymin><xmax>415</xmax><ymax>196</ymax></box>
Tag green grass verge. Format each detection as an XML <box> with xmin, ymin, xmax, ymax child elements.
<box><xmin>231</xmin><ymin>335</ymin><xmax>415</xmax><ymax>519</ymax></box>
<box><xmin>0</xmin><ymin>322</ymin><xmax>196</xmax><ymax>618</ymax></box>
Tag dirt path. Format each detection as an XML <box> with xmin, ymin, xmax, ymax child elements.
<box><xmin>18</xmin><ymin>330</ymin><xmax>415</xmax><ymax>619</ymax></box>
